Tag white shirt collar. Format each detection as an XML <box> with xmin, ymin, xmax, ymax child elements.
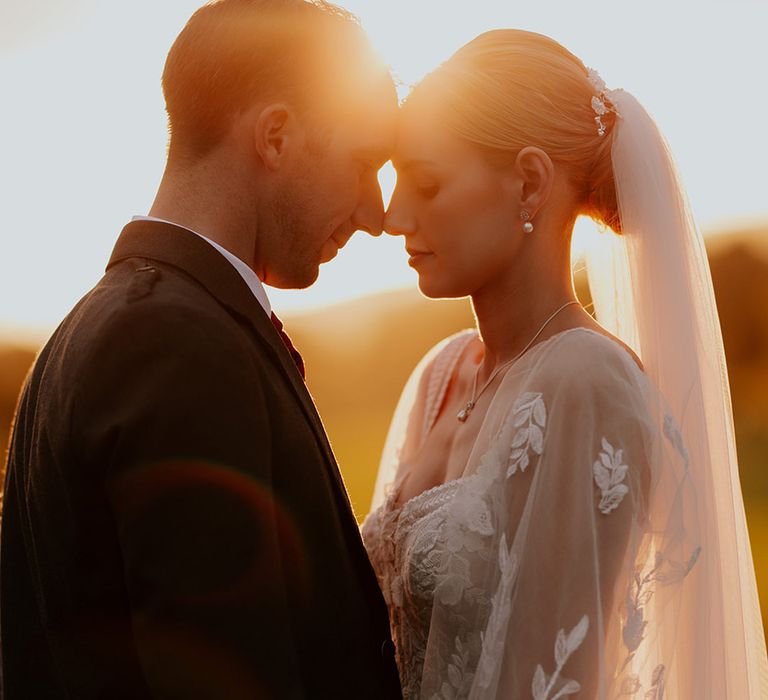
<box><xmin>131</xmin><ymin>215</ymin><xmax>272</xmax><ymax>317</ymax></box>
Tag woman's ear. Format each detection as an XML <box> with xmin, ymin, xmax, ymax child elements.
<box><xmin>515</xmin><ymin>146</ymin><xmax>554</xmax><ymax>216</ymax></box>
<box><xmin>252</xmin><ymin>103</ymin><xmax>294</xmax><ymax>171</ymax></box>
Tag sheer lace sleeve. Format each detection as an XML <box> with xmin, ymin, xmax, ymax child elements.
<box><xmin>475</xmin><ymin>339</ymin><xmax>651</xmax><ymax>698</ymax></box>
<box><xmin>371</xmin><ymin>330</ymin><xmax>476</xmax><ymax>511</ymax></box>
<box><xmin>418</xmin><ymin>330</ymin><xmax>699</xmax><ymax>699</ymax></box>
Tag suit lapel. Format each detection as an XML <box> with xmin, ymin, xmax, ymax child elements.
<box><xmin>107</xmin><ymin>221</ymin><xmax>349</xmax><ymax>502</ymax></box>
<box><xmin>109</xmin><ymin>220</ymin><xmax>393</xmax><ymax>631</ymax></box>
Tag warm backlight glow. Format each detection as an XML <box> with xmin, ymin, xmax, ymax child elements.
<box><xmin>0</xmin><ymin>1</ymin><xmax>766</xmax><ymax>326</ymax></box>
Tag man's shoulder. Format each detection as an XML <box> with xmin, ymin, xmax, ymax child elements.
<box><xmin>47</xmin><ymin>258</ymin><xmax>265</xmax><ymax>384</ymax></box>
<box><xmin>75</xmin><ymin>259</ymin><xmax>239</xmax><ymax>341</ymax></box>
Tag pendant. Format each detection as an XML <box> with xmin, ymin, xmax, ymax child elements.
<box><xmin>457</xmin><ymin>401</ymin><xmax>475</xmax><ymax>423</ymax></box>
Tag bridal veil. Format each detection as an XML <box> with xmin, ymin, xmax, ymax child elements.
<box><xmin>370</xmin><ymin>85</ymin><xmax>768</xmax><ymax>697</ymax></box>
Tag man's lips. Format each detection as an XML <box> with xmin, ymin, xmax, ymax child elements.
<box><xmin>331</xmin><ymin>231</ymin><xmax>355</xmax><ymax>250</ymax></box>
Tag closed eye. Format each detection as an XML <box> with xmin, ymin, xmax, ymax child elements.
<box><xmin>416</xmin><ymin>184</ymin><xmax>439</xmax><ymax>199</ymax></box>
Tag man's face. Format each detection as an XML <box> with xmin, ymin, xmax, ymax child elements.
<box><xmin>264</xmin><ymin>83</ymin><xmax>397</xmax><ymax>289</ymax></box>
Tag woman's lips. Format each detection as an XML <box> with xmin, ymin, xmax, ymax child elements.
<box><xmin>407</xmin><ymin>249</ymin><xmax>433</xmax><ymax>267</ymax></box>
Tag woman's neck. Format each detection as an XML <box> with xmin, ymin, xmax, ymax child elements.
<box><xmin>470</xmin><ymin>247</ymin><xmax>586</xmax><ymax>375</ymax></box>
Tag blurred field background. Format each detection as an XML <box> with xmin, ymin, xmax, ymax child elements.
<box><xmin>1</xmin><ymin>221</ymin><xmax>766</xmax><ymax>638</ymax></box>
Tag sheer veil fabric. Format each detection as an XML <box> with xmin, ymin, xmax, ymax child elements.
<box><xmin>364</xmin><ymin>90</ymin><xmax>768</xmax><ymax>699</ymax></box>
<box><xmin>588</xmin><ymin>89</ymin><xmax>768</xmax><ymax>696</ymax></box>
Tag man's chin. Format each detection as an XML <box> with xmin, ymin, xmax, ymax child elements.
<box><xmin>318</xmin><ymin>238</ymin><xmax>342</xmax><ymax>264</ymax></box>
<box><xmin>264</xmin><ymin>265</ymin><xmax>320</xmax><ymax>290</ymax></box>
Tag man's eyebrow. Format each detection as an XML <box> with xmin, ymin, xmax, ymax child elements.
<box><xmin>355</xmin><ymin>149</ymin><xmax>391</xmax><ymax>164</ymax></box>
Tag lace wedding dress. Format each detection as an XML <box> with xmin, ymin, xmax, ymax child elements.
<box><xmin>362</xmin><ymin>325</ymin><xmax>762</xmax><ymax>698</ymax></box>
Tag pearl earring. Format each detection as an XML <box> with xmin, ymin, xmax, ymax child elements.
<box><xmin>520</xmin><ymin>209</ymin><xmax>534</xmax><ymax>233</ymax></box>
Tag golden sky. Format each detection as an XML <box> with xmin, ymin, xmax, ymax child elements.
<box><xmin>1</xmin><ymin>0</ymin><xmax>766</xmax><ymax>328</ymax></box>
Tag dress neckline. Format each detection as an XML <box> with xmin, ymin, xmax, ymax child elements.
<box><xmin>387</xmin><ymin>473</ymin><xmax>470</xmax><ymax>516</ymax></box>
<box><xmin>387</xmin><ymin>326</ymin><xmax>644</xmax><ymax>515</ymax></box>
<box><xmin>463</xmin><ymin>325</ymin><xmax>642</xmax><ymax>371</ymax></box>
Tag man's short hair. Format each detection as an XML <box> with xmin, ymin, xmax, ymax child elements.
<box><xmin>162</xmin><ymin>0</ymin><xmax>381</xmax><ymax>158</ymax></box>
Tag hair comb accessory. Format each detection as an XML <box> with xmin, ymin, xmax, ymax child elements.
<box><xmin>586</xmin><ymin>67</ymin><xmax>620</xmax><ymax>136</ymax></box>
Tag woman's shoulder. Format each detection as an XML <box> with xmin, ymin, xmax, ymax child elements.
<box><xmin>400</xmin><ymin>329</ymin><xmax>477</xmax><ymax>426</ymax></box>
<box><xmin>431</xmin><ymin>328</ymin><xmax>479</xmax><ymax>355</ymax></box>
<box><xmin>417</xmin><ymin>328</ymin><xmax>478</xmax><ymax>378</ymax></box>
<box><xmin>535</xmin><ymin>326</ymin><xmax>646</xmax><ymax>388</ymax></box>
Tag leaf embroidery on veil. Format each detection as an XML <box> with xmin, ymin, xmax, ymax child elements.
<box><xmin>617</xmin><ymin>664</ymin><xmax>665</xmax><ymax>699</ymax></box>
<box><xmin>593</xmin><ymin>438</ymin><xmax>630</xmax><ymax>514</ymax></box>
<box><xmin>476</xmin><ymin>534</ymin><xmax>519</xmax><ymax>690</ymax></box>
<box><xmin>617</xmin><ymin>546</ymin><xmax>701</xmax><ymax>696</ymax></box>
<box><xmin>506</xmin><ymin>392</ymin><xmax>547</xmax><ymax>477</ymax></box>
<box><xmin>531</xmin><ymin>614</ymin><xmax>589</xmax><ymax>700</ymax></box>
<box><xmin>663</xmin><ymin>413</ymin><xmax>690</xmax><ymax>468</ymax></box>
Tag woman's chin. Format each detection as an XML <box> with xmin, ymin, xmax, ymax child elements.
<box><xmin>416</xmin><ymin>275</ymin><xmax>467</xmax><ymax>300</ymax></box>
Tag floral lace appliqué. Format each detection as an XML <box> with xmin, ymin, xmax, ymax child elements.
<box><xmin>427</xmin><ymin>547</ymin><xmax>472</xmax><ymax>608</ymax></box>
<box><xmin>444</xmin><ymin>476</ymin><xmax>495</xmax><ymax>554</ymax></box>
<box><xmin>593</xmin><ymin>438</ymin><xmax>630</xmax><ymax>514</ymax></box>
<box><xmin>432</xmin><ymin>635</ymin><xmax>477</xmax><ymax>700</ymax></box>
<box><xmin>532</xmin><ymin>614</ymin><xmax>589</xmax><ymax>700</ymax></box>
<box><xmin>507</xmin><ymin>392</ymin><xmax>547</xmax><ymax>476</ymax></box>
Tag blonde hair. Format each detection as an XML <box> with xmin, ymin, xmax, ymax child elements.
<box><xmin>408</xmin><ymin>29</ymin><xmax>622</xmax><ymax>234</ymax></box>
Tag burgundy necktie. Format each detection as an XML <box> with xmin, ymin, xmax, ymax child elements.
<box><xmin>270</xmin><ymin>312</ymin><xmax>306</xmax><ymax>380</ymax></box>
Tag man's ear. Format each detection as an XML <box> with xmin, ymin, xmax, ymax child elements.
<box><xmin>253</xmin><ymin>103</ymin><xmax>295</xmax><ymax>171</ymax></box>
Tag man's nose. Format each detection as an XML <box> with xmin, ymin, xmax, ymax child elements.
<box><xmin>351</xmin><ymin>180</ymin><xmax>385</xmax><ymax>237</ymax></box>
<box><xmin>382</xmin><ymin>213</ymin><xmax>404</xmax><ymax>237</ymax></box>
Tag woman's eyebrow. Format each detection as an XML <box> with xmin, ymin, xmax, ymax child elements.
<box><xmin>392</xmin><ymin>158</ymin><xmax>439</xmax><ymax>172</ymax></box>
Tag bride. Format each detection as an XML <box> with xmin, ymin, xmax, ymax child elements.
<box><xmin>361</xmin><ymin>30</ymin><xmax>768</xmax><ymax>699</ymax></box>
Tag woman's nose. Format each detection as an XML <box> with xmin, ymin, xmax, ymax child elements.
<box><xmin>383</xmin><ymin>192</ymin><xmax>415</xmax><ymax>237</ymax></box>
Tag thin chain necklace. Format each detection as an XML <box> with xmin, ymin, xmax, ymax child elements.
<box><xmin>456</xmin><ymin>300</ymin><xmax>581</xmax><ymax>422</ymax></box>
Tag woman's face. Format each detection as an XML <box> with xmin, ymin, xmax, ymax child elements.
<box><xmin>385</xmin><ymin>101</ymin><xmax>524</xmax><ymax>299</ymax></box>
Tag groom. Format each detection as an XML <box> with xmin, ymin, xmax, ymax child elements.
<box><xmin>0</xmin><ymin>1</ymin><xmax>400</xmax><ymax>698</ymax></box>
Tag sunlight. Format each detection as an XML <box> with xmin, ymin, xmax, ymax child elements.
<box><xmin>571</xmin><ymin>216</ymin><xmax>603</xmax><ymax>261</ymax></box>
<box><xmin>0</xmin><ymin>0</ymin><xmax>766</xmax><ymax>326</ymax></box>
<box><xmin>378</xmin><ymin>161</ymin><xmax>397</xmax><ymax>212</ymax></box>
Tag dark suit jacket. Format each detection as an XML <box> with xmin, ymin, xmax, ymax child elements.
<box><xmin>0</xmin><ymin>220</ymin><xmax>402</xmax><ymax>699</ymax></box>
